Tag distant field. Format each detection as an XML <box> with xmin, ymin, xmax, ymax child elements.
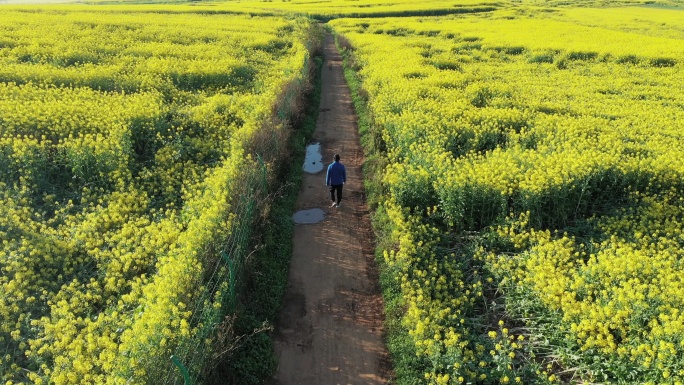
<box><xmin>1</xmin><ymin>0</ymin><xmax>501</xmax><ymax>16</ymax></box>
<box><xmin>331</xmin><ymin>5</ymin><xmax>684</xmax><ymax>384</ymax></box>
<box><xmin>0</xmin><ymin>0</ymin><xmax>79</xmax><ymax>4</ymax></box>
<box><xmin>3</xmin><ymin>0</ymin><xmax>681</xmax><ymax>14</ymax></box>
<box><xmin>212</xmin><ymin>0</ymin><xmax>501</xmax><ymax>20</ymax></box>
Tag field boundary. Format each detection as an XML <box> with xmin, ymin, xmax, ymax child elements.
<box><xmin>210</xmin><ymin>38</ymin><xmax>325</xmax><ymax>385</ymax></box>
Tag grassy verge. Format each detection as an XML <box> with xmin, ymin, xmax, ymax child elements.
<box><xmin>333</xmin><ymin>30</ymin><xmax>425</xmax><ymax>385</ymax></box>
<box><xmin>207</xmin><ymin>33</ymin><xmax>324</xmax><ymax>385</ymax></box>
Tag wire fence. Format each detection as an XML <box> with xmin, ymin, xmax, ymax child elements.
<box><xmin>162</xmin><ymin>159</ymin><xmax>266</xmax><ymax>385</ymax></box>
<box><xmin>159</xmin><ymin>47</ymin><xmax>315</xmax><ymax>385</ymax></box>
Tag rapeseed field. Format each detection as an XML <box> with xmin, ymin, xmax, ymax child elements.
<box><xmin>331</xmin><ymin>5</ymin><xmax>684</xmax><ymax>384</ymax></box>
<box><xmin>3</xmin><ymin>0</ymin><xmax>684</xmax><ymax>383</ymax></box>
<box><xmin>0</xmin><ymin>8</ymin><xmax>314</xmax><ymax>384</ymax></box>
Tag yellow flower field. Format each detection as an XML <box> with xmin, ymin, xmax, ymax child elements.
<box><xmin>56</xmin><ymin>0</ymin><xmax>501</xmax><ymax>19</ymax></box>
<box><xmin>0</xmin><ymin>8</ymin><xmax>313</xmax><ymax>384</ymax></box>
<box><xmin>212</xmin><ymin>0</ymin><xmax>500</xmax><ymax>20</ymax></box>
<box><xmin>331</xmin><ymin>5</ymin><xmax>684</xmax><ymax>384</ymax></box>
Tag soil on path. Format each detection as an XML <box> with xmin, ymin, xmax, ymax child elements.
<box><xmin>271</xmin><ymin>33</ymin><xmax>391</xmax><ymax>384</ymax></box>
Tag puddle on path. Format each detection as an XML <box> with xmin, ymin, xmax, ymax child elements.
<box><xmin>293</xmin><ymin>208</ymin><xmax>326</xmax><ymax>224</ymax></box>
<box><xmin>303</xmin><ymin>143</ymin><xmax>324</xmax><ymax>174</ymax></box>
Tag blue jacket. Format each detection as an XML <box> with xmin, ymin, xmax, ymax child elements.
<box><xmin>326</xmin><ymin>161</ymin><xmax>346</xmax><ymax>186</ymax></box>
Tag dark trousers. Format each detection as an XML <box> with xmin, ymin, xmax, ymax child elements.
<box><xmin>329</xmin><ymin>184</ymin><xmax>343</xmax><ymax>204</ymax></box>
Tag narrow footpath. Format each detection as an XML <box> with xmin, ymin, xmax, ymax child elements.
<box><xmin>271</xmin><ymin>33</ymin><xmax>391</xmax><ymax>384</ymax></box>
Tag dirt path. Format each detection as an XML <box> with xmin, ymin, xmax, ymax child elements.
<box><xmin>271</xmin><ymin>33</ymin><xmax>391</xmax><ymax>384</ymax></box>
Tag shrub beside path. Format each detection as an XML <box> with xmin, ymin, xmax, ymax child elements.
<box><xmin>270</xmin><ymin>32</ymin><xmax>391</xmax><ymax>385</ymax></box>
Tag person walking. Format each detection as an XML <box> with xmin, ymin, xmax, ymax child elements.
<box><xmin>326</xmin><ymin>153</ymin><xmax>346</xmax><ymax>208</ymax></box>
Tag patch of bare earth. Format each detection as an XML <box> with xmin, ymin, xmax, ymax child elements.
<box><xmin>270</xmin><ymin>32</ymin><xmax>391</xmax><ymax>385</ymax></box>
